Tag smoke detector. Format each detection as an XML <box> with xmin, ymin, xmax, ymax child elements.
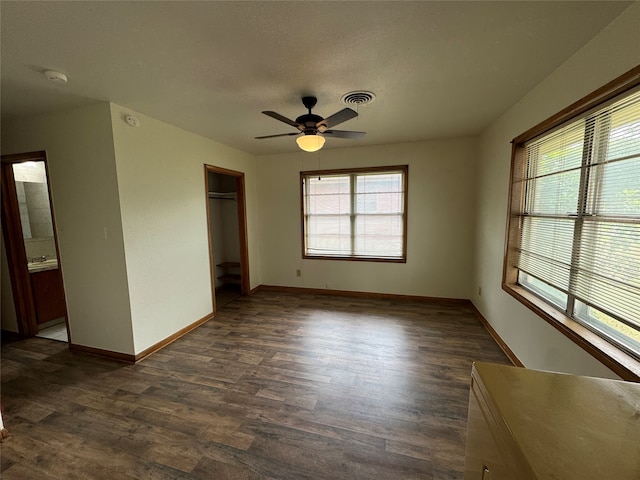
<box><xmin>341</xmin><ymin>91</ymin><xmax>376</xmax><ymax>106</ymax></box>
<box><xmin>44</xmin><ymin>70</ymin><xmax>68</xmax><ymax>84</ymax></box>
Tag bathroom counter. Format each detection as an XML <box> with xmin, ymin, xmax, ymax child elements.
<box><xmin>27</xmin><ymin>259</ymin><xmax>59</xmax><ymax>273</ymax></box>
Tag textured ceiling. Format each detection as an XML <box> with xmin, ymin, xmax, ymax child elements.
<box><xmin>1</xmin><ymin>1</ymin><xmax>632</xmax><ymax>155</ymax></box>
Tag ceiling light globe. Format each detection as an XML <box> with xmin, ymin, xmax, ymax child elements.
<box><xmin>296</xmin><ymin>134</ymin><xmax>325</xmax><ymax>152</ymax></box>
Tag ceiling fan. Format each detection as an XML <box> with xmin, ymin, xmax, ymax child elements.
<box><xmin>255</xmin><ymin>96</ymin><xmax>366</xmax><ymax>152</ymax></box>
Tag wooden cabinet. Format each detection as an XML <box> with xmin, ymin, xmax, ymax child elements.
<box><xmin>464</xmin><ymin>362</ymin><xmax>640</xmax><ymax>480</ymax></box>
<box><xmin>30</xmin><ymin>267</ymin><xmax>66</xmax><ymax>324</ymax></box>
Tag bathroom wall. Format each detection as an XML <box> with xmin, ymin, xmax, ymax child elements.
<box><xmin>12</xmin><ymin>160</ymin><xmax>52</xmax><ymax>239</ymax></box>
<box><xmin>11</xmin><ymin>161</ymin><xmax>56</xmax><ymax>258</ymax></box>
<box><xmin>24</xmin><ymin>238</ymin><xmax>57</xmax><ymax>260</ymax></box>
<box><xmin>14</xmin><ymin>182</ymin><xmax>32</xmax><ymax>238</ymax></box>
<box><xmin>22</xmin><ymin>182</ymin><xmax>53</xmax><ymax>238</ymax></box>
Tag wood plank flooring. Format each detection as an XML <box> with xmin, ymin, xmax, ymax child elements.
<box><xmin>1</xmin><ymin>290</ymin><xmax>510</xmax><ymax>479</ymax></box>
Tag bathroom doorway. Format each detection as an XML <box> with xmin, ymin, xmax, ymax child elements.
<box><xmin>204</xmin><ymin>165</ymin><xmax>250</xmax><ymax>313</ymax></box>
<box><xmin>1</xmin><ymin>151</ymin><xmax>68</xmax><ymax>342</ymax></box>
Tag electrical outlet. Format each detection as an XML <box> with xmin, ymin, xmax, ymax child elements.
<box><xmin>296</xmin><ymin>269</ymin><xmax>301</xmax><ymax>277</ymax></box>
<box><xmin>478</xmin><ymin>287</ymin><xmax>482</xmax><ymax>296</ymax></box>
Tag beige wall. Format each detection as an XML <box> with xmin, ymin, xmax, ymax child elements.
<box><xmin>1</xmin><ymin>103</ymin><xmax>135</xmax><ymax>354</ymax></box>
<box><xmin>2</xmin><ymin>102</ymin><xmax>260</xmax><ymax>356</ymax></box>
<box><xmin>472</xmin><ymin>2</ymin><xmax>640</xmax><ymax>379</ymax></box>
<box><xmin>109</xmin><ymin>104</ymin><xmax>260</xmax><ymax>354</ymax></box>
<box><xmin>256</xmin><ymin>138</ymin><xmax>478</xmax><ymax>299</ymax></box>
<box><xmin>1</xmin><ymin>229</ymin><xmax>19</xmax><ymax>332</ymax></box>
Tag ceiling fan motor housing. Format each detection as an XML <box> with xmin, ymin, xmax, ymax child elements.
<box><xmin>298</xmin><ymin>96</ymin><xmax>325</xmax><ymax>133</ymax></box>
<box><xmin>296</xmin><ymin>113</ymin><xmax>325</xmax><ymax>133</ymax></box>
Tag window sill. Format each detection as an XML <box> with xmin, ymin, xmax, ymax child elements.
<box><xmin>502</xmin><ymin>282</ymin><xmax>640</xmax><ymax>382</ymax></box>
<box><xmin>302</xmin><ymin>254</ymin><xmax>406</xmax><ymax>263</ymax></box>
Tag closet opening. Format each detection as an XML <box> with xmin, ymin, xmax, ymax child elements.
<box><xmin>204</xmin><ymin>165</ymin><xmax>250</xmax><ymax>313</ymax></box>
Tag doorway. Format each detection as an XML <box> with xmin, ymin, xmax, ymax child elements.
<box><xmin>1</xmin><ymin>151</ymin><xmax>68</xmax><ymax>341</ymax></box>
<box><xmin>204</xmin><ymin>165</ymin><xmax>250</xmax><ymax>313</ymax></box>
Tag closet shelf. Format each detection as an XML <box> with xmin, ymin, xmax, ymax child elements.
<box><xmin>216</xmin><ymin>262</ymin><xmax>240</xmax><ymax>268</ymax></box>
<box><xmin>217</xmin><ymin>262</ymin><xmax>241</xmax><ymax>285</ymax></box>
<box><xmin>217</xmin><ymin>273</ymin><xmax>241</xmax><ymax>283</ymax></box>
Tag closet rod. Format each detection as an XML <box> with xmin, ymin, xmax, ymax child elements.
<box><xmin>208</xmin><ymin>192</ymin><xmax>236</xmax><ymax>200</ymax></box>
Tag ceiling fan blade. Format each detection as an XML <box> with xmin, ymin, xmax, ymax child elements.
<box><xmin>255</xmin><ymin>132</ymin><xmax>300</xmax><ymax>139</ymax></box>
<box><xmin>262</xmin><ymin>111</ymin><xmax>303</xmax><ymax>130</ymax></box>
<box><xmin>323</xmin><ymin>130</ymin><xmax>366</xmax><ymax>139</ymax></box>
<box><xmin>317</xmin><ymin>108</ymin><xmax>358</xmax><ymax>129</ymax></box>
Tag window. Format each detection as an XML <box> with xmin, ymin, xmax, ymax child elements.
<box><xmin>301</xmin><ymin>165</ymin><xmax>408</xmax><ymax>262</ymax></box>
<box><xmin>504</xmin><ymin>66</ymin><xmax>640</xmax><ymax>380</ymax></box>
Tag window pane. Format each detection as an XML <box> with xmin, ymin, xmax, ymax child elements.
<box><xmin>574</xmin><ymin>221</ymin><xmax>640</xmax><ymax>327</ymax></box>
<box><xmin>527</xmin><ymin>121</ymin><xmax>585</xmax><ymax>177</ymax></box>
<box><xmin>308</xmin><ymin>175</ymin><xmax>350</xmax><ymax>195</ymax></box>
<box><xmin>590</xmin><ymin>90</ymin><xmax>640</xmax><ymax>218</ymax></box>
<box><xmin>605</xmin><ymin>91</ymin><xmax>640</xmax><ymax>162</ymax></box>
<box><xmin>518</xmin><ymin>216</ymin><xmax>575</xmax><ymax>292</ymax></box>
<box><xmin>306</xmin><ymin>215</ymin><xmax>351</xmax><ymax>255</ymax></box>
<box><xmin>526</xmin><ymin>169</ymin><xmax>581</xmax><ymax>215</ymax></box>
<box><xmin>356</xmin><ymin>173</ymin><xmax>404</xmax><ymax>215</ymax></box>
<box><xmin>355</xmin><ymin>214</ymin><xmax>403</xmax><ymax>257</ymax></box>
<box><xmin>308</xmin><ymin>193</ymin><xmax>351</xmax><ymax>215</ymax></box>
<box><xmin>306</xmin><ymin>176</ymin><xmax>351</xmax><ymax>215</ymax></box>
<box><xmin>591</xmin><ymin>157</ymin><xmax>640</xmax><ymax>216</ymax></box>
<box><xmin>356</xmin><ymin>192</ymin><xmax>403</xmax><ymax>214</ymax></box>
<box><xmin>575</xmin><ymin>300</ymin><xmax>640</xmax><ymax>358</ymax></box>
<box><xmin>356</xmin><ymin>173</ymin><xmax>403</xmax><ymax>193</ymax></box>
<box><xmin>518</xmin><ymin>271</ymin><xmax>568</xmax><ymax>309</ymax></box>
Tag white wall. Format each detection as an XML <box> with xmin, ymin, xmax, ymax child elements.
<box><xmin>209</xmin><ymin>198</ymin><xmax>225</xmax><ymax>288</ymax></box>
<box><xmin>472</xmin><ymin>2</ymin><xmax>640</xmax><ymax>379</ymax></box>
<box><xmin>1</xmin><ymin>229</ymin><xmax>19</xmax><ymax>332</ymax></box>
<box><xmin>222</xmin><ymin>202</ymin><xmax>241</xmax><ymax>265</ymax></box>
<box><xmin>1</xmin><ymin>103</ymin><xmax>135</xmax><ymax>354</ymax></box>
<box><xmin>109</xmin><ymin>104</ymin><xmax>260</xmax><ymax>354</ymax></box>
<box><xmin>256</xmin><ymin>138</ymin><xmax>478</xmax><ymax>299</ymax></box>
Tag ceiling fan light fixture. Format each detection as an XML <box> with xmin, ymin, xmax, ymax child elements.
<box><xmin>296</xmin><ymin>134</ymin><xmax>325</xmax><ymax>152</ymax></box>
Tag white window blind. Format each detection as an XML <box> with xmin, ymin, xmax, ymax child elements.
<box><xmin>301</xmin><ymin>167</ymin><xmax>407</xmax><ymax>261</ymax></box>
<box><xmin>517</xmin><ymin>88</ymin><xmax>640</xmax><ymax>358</ymax></box>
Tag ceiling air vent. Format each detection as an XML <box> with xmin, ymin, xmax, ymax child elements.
<box><xmin>341</xmin><ymin>91</ymin><xmax>376</xmax><ymax>106</ymax></box>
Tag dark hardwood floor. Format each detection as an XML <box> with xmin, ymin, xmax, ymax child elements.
<box><xmin>1</xmin><ymin>290</ymin><xmax>510</xmax><ymax>479</ymax></box>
